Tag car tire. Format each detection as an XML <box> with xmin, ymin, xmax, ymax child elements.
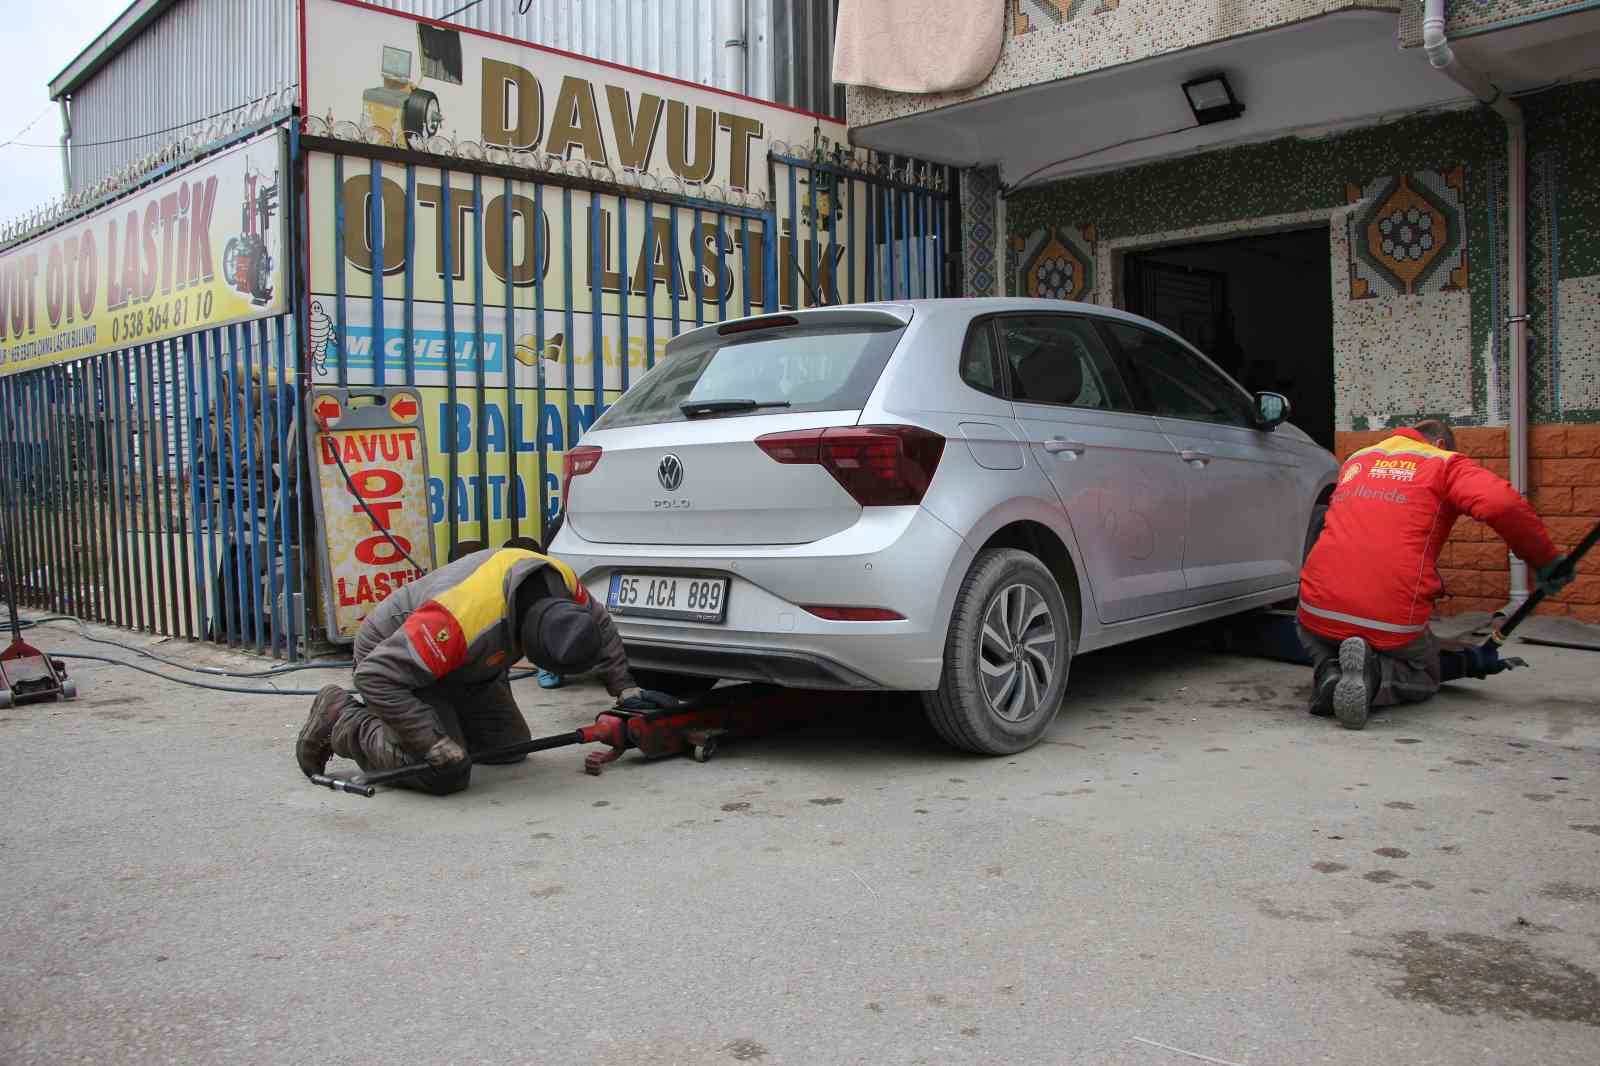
<box><xmin>922</xmin><ymin>548</ymin><xmax>1072</xmax><ymax>755</ymax></box>
<box><xmin>1303</xmin><ymin>503</ymin><xmax>1329</xmax><ymax>561</ymax></box>
<box><xmin>630</xmin><ymin>669</ymin><xmax>718</xmax><ymax>699</ymax></box>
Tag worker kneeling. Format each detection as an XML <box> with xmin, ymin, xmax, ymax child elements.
<box><xmin>1298</xmin><ymin>420</ymin><xmax>1574</xmax><ymax>731</ymax></box>
<box><xmin>295</xmin><ymin>546</ymin><xmax>658</xmax><ymax>794</ymax></box>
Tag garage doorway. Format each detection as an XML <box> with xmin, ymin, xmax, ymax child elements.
<box><xmin>1121</xmin><ymin>227</ymin><xmax>1334</xmax><ymax>450</ymax></box>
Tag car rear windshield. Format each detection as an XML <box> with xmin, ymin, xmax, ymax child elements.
<box><xmin>594</xmin><ymin>322</ymin><xmax>907</xmax><ymax>429</ymax></box>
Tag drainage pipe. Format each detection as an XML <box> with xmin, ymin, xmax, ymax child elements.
<box><xmin>1423</xmin><ymin>0</ymin><xmax>1531</xmax><ymax>611</ymax></box>
<box><xmin>57</xmin><ymin>98</ymin><xmax>72</xmax><ymax>196</ymax></box>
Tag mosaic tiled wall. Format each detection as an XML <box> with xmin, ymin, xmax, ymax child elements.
<box><xmin>1006</xmin><ymin>106</ymin><xmax>1511</xmax><ymax>431</ymax></box>
<box><xmin>1398</xmin><ymin>0</ymin><xmax>1593</xmax><ymax>46</ymax></box>
<box><xmin>1011</xmin><ymin>223</ymin><xmax>1099</xmax><ymax>302</ymax></box>
<box><xmin>960</xmin><ymin>166</ymin><xmax>1001</xmax><ymax>297</ymax></box>
<box><xmin>1345</xmin><ymin>169</ymin><xmax>1469</xmax><ymax>299</ymax></box>
<box><xmin>1012</xmin><ymin>0</ymin><xmax>1119</xmax><ymax>36</ymax></box>
<box><xmin>1526</xmin><ymin>81</ymin><xmax>1600</xmax><ymax>422</ymax></box>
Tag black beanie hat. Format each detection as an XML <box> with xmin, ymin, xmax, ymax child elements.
<box><xmin>520</xmin><ymin>598</ymin><xmax>602</xmax><ymax>673</ymax></box>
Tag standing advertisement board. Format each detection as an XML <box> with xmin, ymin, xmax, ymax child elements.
<box><xmin>307</xmin><ymin>386</ymin><xmax>436</xmax><ymax>641</ymax></box>
<box><xmin>0</xmin><ymin>131</ymin><xmax>286</xmax><ymax>376</ymax></box>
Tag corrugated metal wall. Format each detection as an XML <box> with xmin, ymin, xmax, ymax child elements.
<box><xmin>64</xmin><ymin>0</ymin><xmax>842</xmax><ymax>193</ymax></box>
<box><xmin>772</xmin><ymin>0</ymin><xmax>844</xmax><ymax>120</ymax></box>
<box><xmin>67</xmin><ymin>0</ymin><xmax>297</xmax><ymax>192</ymax></box>
<box><xmin>369</xmin><ymin>0</ymin><xmax>771</xmax><ymax>101</ymax></box>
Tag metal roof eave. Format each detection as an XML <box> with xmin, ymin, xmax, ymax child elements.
<box><xmin>48</xmin><ymin>0</ymin><xmax>179</xmax><ymax>100</ymax></box>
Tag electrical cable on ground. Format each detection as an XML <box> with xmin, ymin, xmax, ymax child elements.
<box><xmin>53</xmin><ymin>653</ymin><xmax>330</xmax><ymax>696</ymax></box>
<box><xmin>19</xmin><ymin>614</ymin><xmax>350</xmax><ymax>677</ymax></box>
<box><xmin>52</xmin><ymin>650</ymin><xmax>542</xmax><ymax>697</ymax></box>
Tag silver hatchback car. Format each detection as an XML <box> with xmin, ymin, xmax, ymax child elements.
<box><xmin>554</xmin><ymin>299</ymin><xmax>1339</xmax><ymax>754</ymax></box>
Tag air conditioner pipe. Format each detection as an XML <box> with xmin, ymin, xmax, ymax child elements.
<box><xmin>1422</xmin><ymin>0</ymin><xmax>1531</xmax><ymax>613</ymax></box>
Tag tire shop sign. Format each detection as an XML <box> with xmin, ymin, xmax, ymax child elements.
<box><xmin>308</xmin><ymin>386</ymin><xmax>438</xmax><ymax>641</ymax></box>
<box><xmin>0</xmin><ymin>131</ymin><xmax>287</xmax><ymax>377</ymax></box>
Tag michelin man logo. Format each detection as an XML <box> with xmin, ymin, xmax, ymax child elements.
<box><xmin>309</xmin><ymin>301</ymin><xmax>338</xmax><ymax>375</ymax></box>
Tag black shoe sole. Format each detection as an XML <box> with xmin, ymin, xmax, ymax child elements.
<box><xmin>1333</xmin><ymin>638</ymin><xmax>1371</xmax><ymax>730</ymax></box>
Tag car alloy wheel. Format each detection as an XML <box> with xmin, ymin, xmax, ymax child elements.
<box><xmin>978</xmin><ymin>582</ymin><xmax>1058</xmax><ymax>723</ymax></box>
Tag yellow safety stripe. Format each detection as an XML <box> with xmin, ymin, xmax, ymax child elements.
<box><xmin>1349</xmin><ymin>435</ymin><xmax>1456</xmax><ymax>464</ymax></box>
<box><xmin>434</xmin><ymin>549</ymin><xmax>538</xmax><ymax>644</ymax></box>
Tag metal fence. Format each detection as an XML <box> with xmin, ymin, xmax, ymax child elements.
<box><xmin>0</xmin><ymin>117</ymin><xmax>951</xmax><ymax>659</ymax></box>
<box><xmin>0</xmin><ymin>318</ymin><xmax>309</xmax><ymax>659</ymax></box>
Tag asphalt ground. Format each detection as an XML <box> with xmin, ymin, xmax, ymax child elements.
<box><xmin>1</xmin><ymin>617</ymin><xmax>1597</xmax><ymax>1065</ymax></box>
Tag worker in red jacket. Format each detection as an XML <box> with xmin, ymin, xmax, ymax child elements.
<box><xmin>1298</xmin><ymin>420</ymin><xmax>1575</xmax><ymax>730</ymax></box>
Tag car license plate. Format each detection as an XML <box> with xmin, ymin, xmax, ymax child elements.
<box><xmin>607</xmin><ymin>573</ymin><xmax>729</xmax><ymax>623</ymax></box>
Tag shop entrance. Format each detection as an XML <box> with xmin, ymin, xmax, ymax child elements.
<box><xmin>1122</xmin><ymin>227</ymin><xmax>1334</xmax><ymax>450</ymax></box>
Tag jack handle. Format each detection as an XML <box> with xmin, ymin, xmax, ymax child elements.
<box><xmin>1488</xmin><ymin>519</ymin><xmax>1600</xmax><ymax>646</ymax></box>
<box><xmin>307</xmin><ymin>728</ymin><xmax>592</xmax><ymax>797</ymax></box>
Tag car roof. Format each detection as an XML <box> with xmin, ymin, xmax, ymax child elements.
<box><xmin>665</xmin><ymin>298</ymin><xmax>1200</xmax><ymax>359</ymax></box>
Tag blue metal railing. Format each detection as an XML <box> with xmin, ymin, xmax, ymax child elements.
<box><xmin>0</xmin><ymin>317</ymin><xmax>307</xmax><ymax>659</ymax></box>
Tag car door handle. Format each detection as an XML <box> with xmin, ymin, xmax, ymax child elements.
<box><xmin>1044</xmin><ymin>438</ymin><xmax>1087</xmax><ymax>457</ymax></box>
<box><xmin>1180</xmin><ymin>449</ymin><xmax>1211</xmax><ymax>466</ymax></box>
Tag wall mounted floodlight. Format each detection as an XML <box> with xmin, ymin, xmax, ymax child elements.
<box><xmin>1182</xmin><ymin>74</ymin><xmax>1245</xmax><ymax>126</ymax></box>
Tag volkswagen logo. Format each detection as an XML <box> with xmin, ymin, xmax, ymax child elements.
<box><xmin>657</xmin><ymin>453</ymin><xmax>684</xmax><ymax>492</ymax></box>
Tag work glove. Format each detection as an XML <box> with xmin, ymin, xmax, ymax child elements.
<box><xmin>615</xmin><ymin>687</ymin><xmax>679</xmax><ymax>712</ymax></box>
<box><xmin>423</xmin><ymin>736</ymin><xmax>468</xmax><ymax>769</ymax></box>
<box><xmin>1535</xmin><ymin>555</ymin><xmax>1574</xmax><ymax>597</ymax></box>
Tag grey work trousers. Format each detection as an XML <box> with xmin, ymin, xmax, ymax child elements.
<box><xmin>1297</xmin><ymin>625</ymin><xmax>1444</xmax><ymax>708</ymax></box>
<box><xmin>328</xmin><ymin>678</ymin><xmax>532</xmax><ymax>795</ymax></box>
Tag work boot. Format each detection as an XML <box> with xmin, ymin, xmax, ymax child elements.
<box><xmin>1309</xmin><ymin>660</ymin><xmax>1340</xmax><ymax>717</ymax></box>
<box><xmin>296</xmin><ymin>684</ymin><xmax>352</xmax><ymax>777</ymax></box>
<box><xmin>1333</xmin><ymin>637</ymin><xmax>1380</xmax><ymax>730</ymax></box>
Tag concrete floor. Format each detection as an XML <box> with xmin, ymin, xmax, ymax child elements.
<box><xmin>1</xmin><ymin>618</ymin><xmax>1597</xmax><ymax>1065</ymax></box>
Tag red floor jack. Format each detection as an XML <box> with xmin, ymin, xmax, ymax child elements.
<box><xmin>0</xmin><ymin>537</ymin><xmax>75</xmax><ymax>709</ymax></box>
<box><xmin>309</xmin><ymin>684</ymin><xmax>843</xmax><ymax>797</ymax></box>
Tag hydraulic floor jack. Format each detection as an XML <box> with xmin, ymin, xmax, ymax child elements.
<box><xmin>309</xmin><ymin>684</ymin><xmax>849</xmax><ymax>797</ymax></box>
<box><xmin>0</xmin><ymin>535</ymin><xmax>75</xmax><ymax>709</ymax></box>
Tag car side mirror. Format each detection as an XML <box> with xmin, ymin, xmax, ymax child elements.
<box><xmin>1254</xmin><ymin>391</ymin><xmax>1290</xmax><ymax>430</ymax></box>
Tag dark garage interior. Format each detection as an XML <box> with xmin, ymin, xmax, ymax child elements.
<box><xmin>1122</xmin><ymin>228</ymin><xmax>1335</xmax><ymax>450</ymax></box>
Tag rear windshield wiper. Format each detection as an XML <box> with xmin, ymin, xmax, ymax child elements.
<box><xmin>679</xmin><ymin>399</ymin><xmax>793</xmax><ymax>418</ymax></box>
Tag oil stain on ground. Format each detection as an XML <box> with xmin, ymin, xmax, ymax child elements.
<box><xmin>1257</xmin><ymin>898</ymin><xmax>1330</xmax><ymax>923</ymax></box>
<box><xmin>722</xmin><ymin>1038</ymin><xmax>769</xmax><ymax>1060</ymax></box>
<box><xmin>1354</xmin><ymin>931</ymin><xmax>1600</xmax><ymax>1024</ymax></box>
<box><xmin>1541</xmin><ymin>882</ymin><xmax>1600</xmax><ymax>904</ymax></box>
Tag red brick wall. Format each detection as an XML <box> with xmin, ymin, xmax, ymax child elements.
<box><xmin>1330</xmin><ymin>424</ymin><xmax>1600</xmax><ymax>623</ymax></box>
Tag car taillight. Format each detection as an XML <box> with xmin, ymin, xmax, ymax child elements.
<box><xmin>756</xmin><ymin>425</ymin><xmax>945</xmax><ymax>507</ymax></box>
<box><xmin>560</xmin><ymin>445</ymin><xmax>602</xmax><ymax>508</ymax></box>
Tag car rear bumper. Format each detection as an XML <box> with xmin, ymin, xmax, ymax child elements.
<box><xmin>553</xmin><ymin>506</ymin><xmax>972</xmax><ymax>691</ymax></box>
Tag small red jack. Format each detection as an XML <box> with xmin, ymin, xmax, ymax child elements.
<box><xmin>0</xmin><ymin>549</ymin><xmax>75</xmax><ymax>709</ymax></box>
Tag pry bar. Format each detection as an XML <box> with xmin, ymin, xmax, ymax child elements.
<box><xmin>1488</xmin><ymin>519</ymin><xmax>1600</xmax><ymax>646</ymax></box>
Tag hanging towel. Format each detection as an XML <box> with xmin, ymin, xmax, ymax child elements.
<box><xmin>832</xmin><ymin>0</ymin><xmax>1006</xmax><ymax>94</ymax></box>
